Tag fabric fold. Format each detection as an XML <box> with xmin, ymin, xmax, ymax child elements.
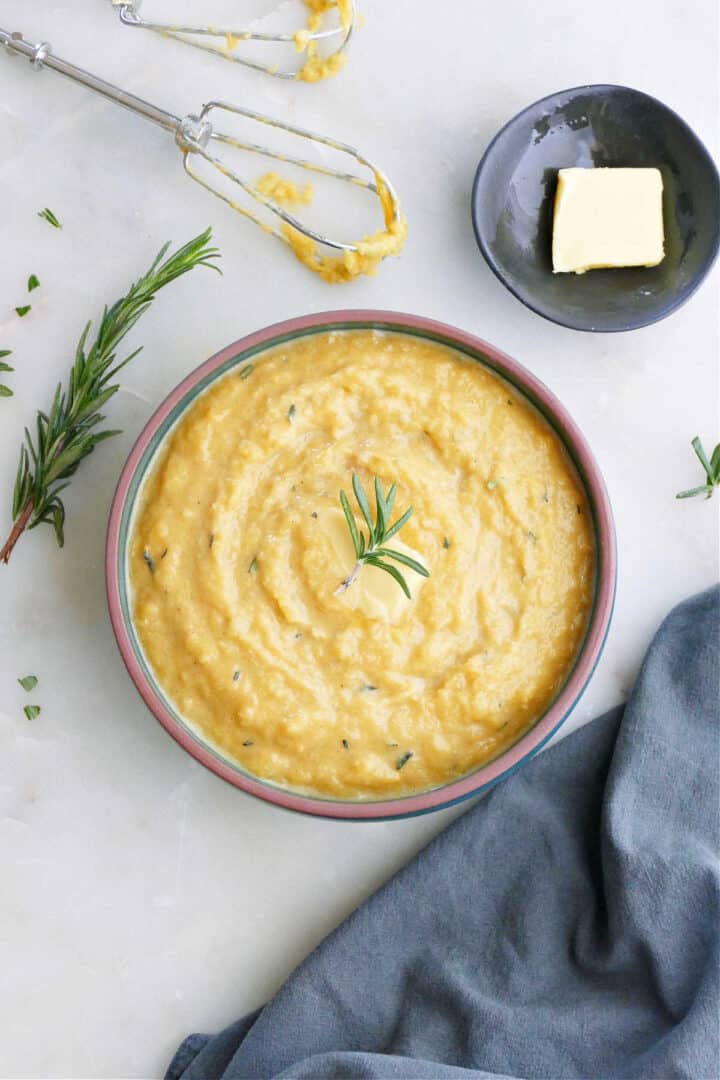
<box><xmin>167</xmin><ymin>587</ymin><xmax>719</xmax><ymax>1080</ymax></box>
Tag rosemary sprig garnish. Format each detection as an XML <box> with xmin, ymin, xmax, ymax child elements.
<box><xmin>336</xmin><ymin>473</ymin><xmax>429</xmax><ymax>599</ymax></box>
<box><xmin>0</xmin><ymin>229</ymin><xmax>221</xmax><ymax>565</ymax></box>
<box><xmin>676</xmin><ymin>437</ymin><xmax>720</xmax><ymax>500</ymax></box>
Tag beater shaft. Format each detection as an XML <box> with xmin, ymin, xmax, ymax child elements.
<box><xmin>0</xmin><ymin>28</ymin><xmax>402</xmax><ymax>262</ymax></box>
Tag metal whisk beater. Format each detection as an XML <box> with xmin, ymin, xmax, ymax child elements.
<box><xmin>0</xmin><ymin>28</ymin><xmax>398</xmax><ymax>260</ymax></box>
<box><xmin>109</xmin><ymin>0</ymin><xmax>356</xmax><ymax>79</ymax></box>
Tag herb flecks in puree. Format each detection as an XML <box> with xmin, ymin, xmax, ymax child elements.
<box><xmin>130</xmin><ymin>332</ymin><xmax>594</xmax><ymax>799</ymax></box>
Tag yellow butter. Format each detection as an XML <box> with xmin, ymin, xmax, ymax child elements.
<box><xmin>324</xmin><ymin>508</ymin><xmax>428</xmax><ymax>621</ymax></box>
<box><xmin>552</xmin><ymin>167</ymin><xmax>664</xmax><ymax>274</ymax></box>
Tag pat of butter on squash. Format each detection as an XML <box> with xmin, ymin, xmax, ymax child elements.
<box><xmin>324</xmin><ymin>508</ymin><xmax>428</xmax><ymax>622</ymax></box>
<box><xmin>552</xmin><ymin>167</ymin><xmax>665</xmax><ymax>274</ymax></box>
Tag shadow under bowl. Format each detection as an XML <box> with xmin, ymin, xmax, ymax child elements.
<box><xmin>471</xmin><ymin>84</ymin><xmax>720</xmax><ymax>332</ymax></box>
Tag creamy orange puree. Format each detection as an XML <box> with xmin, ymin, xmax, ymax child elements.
<box><xmin>130</xmin><ymin>331</ymin><xmax>595</xmax><ymax>799</ymax></box>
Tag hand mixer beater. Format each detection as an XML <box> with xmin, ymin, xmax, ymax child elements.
<box><xmin>109</xmin><ymin>0</ymin><xmax>356</xmax><ymax>80</ymax></box>
<box><xmin>0</xmin><ymin>27</ymin><xmax>404</xmax><ymax>282</ymax></box>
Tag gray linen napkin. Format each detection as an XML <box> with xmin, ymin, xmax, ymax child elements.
<box><xmin>167</xmin><ymin>586</ymin><xmax>720</xmax><ymax>1080</ymax></box>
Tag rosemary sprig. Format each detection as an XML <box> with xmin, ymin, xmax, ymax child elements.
<box><xmin>336</xmin><ymin>473</ymin><xmax>429</xmax><ymax>598</ymax></box>
<box><xmin>676</xmin><ymin>437</ymin><xmax>720</xmax><ymax>500</ymax></box>
<box><xmin>0</xmin><ymin>229</ymin><xmax>221</xmax><ymax>565</ymax></box>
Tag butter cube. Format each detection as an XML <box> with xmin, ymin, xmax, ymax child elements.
<box><xmin>552</xmin><ymin>167</ymin><xmax>664</xmax><ymax>274</ymax></box>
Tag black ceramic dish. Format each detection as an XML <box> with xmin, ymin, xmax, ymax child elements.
<box><xmin>471</xmin><ymin>85</ymin><xmax>720</xmax><ymax>332</ymax></box>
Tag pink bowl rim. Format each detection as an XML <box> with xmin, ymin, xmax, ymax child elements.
<box><xmin>106</xmin><ymin>310</ymin><xmax>616</xmax><ymax>821</ymax></box>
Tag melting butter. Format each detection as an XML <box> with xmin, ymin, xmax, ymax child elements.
<box><xmin>324</xmin><ymin>508</ymin><xmax>428</xmax><ymax>621</ymax></box>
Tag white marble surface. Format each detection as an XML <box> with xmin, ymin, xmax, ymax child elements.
<box><xmin>0</xmin><ymin>1</ymin><xmax>718</xmax><ymax>1076</ymax></box>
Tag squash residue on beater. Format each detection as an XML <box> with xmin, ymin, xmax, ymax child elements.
<box><xmin>295</xmin><ymin>0</ymin><xmax>354</xmax><ymax>82</ymax></box>
<box><xmin>256</xmin><ymin>173</ymin><xmax>315</xmax><ymax>206</ymax></box>
<box><xmin>282</xmin><ymin>174</ymin><xmax>407</xmax><ymax>283</ymax></box>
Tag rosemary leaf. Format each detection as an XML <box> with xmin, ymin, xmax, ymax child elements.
<box><xmin>15</xmin><ymin>305</ymin><xmax>31</xmax><ymax>318</ymax></box>
<box><xmin>365</xmin><ymin>555</ymin><xmax>411</xmax><ymax>598</ymax></box>
<box><xmin>382</xmin><ymin>506</ymin><xmax>413</xmax><ymax>543</ymax></box>
<box><xmin>0</xmin><ymin>229</ymin><xmax>221</xmax><ymax>565</ymax></box>
<box><xmin>374</xmin><ymin>547</ymin><xmax>430</xmax><ymax>577</ymax></box>
<box><xmin>396</xmin><ymin>750</ymin><xmax>413</xmax><ymax>770</ymax></box>
<box><xmin>18</xmin><ymin>675</ymin><xmax>38</xmax><ymax>691</ymax></box>
<box><xmin>248</xmin><ymin>557</ymin><xmax>258</xmax><ymax>574</ymax></box>
<box><xmin>38</xmin><ymin>208</ymin><xmax>62</xmax><ymax>228</ymax></box>
<box><xmin>28</xmin><ymin>275</ymin><xmax>40</xmax><ymax>293</ymax></box>
<box><xmin>240</xmin><ymin>364</ymin><xmax>254</xmax><ymax>380</ymax></box>
<box><xmin>340</xmin><ymin>490</ymin><xmax>362</xmax><ymax>558</ymax></box>
<box><xmin>352</xmin><ymin>473</ymin><xmax>375</xmax><ymax>538</ymax></box>
<box><xmin>0</xmin><ymin>386</ymin><xmax>12</xmax><ymax>398</ymax></box>
<box><xmin>24</xmin><ymin>704</ymin><xmax>41</xmax><ymax>721</ymax></box>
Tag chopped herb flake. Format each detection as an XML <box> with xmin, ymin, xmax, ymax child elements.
<box><xmin>443</xmin><ymin>537</ymin><xmax>451</xmax><ymax>549</ymax></box>
<box><xmin>342</xmin><ymin>738</ymin><xmax>350</xmax><ymax>749</ymax></box>
<box><xmin>233</xmin><ymin>669</ymin><xmax>241</xmax><ymax>682</ymax></box>
<box><xmin>0</xmin><ymin>385</ymin><xmax>12</xmax><ymax>398</ymax></box>
<box><xmin>311</xmin><ymin>511</ymin><xmax>318</xmax><ymax>519</ymax></box>
<box><xmin>542</xmin><ymin>490</ymin><xmax>549</xmax><ymax>503</ymax></box>
<box><xmin>527</xmin><ymin>530</ymin><xmax>537</xmax><ymax>544</ymax></box>
<box><xmin>143</xmin><ymin>550</ymin><xmax>155</xmax><ymax>574</ymax></box>
<box><xmin>242</xmin><ymin>739</ymin><xmax>254</xmax><ymax>747</ymax></box>
<box><xmin>38</xmin><ymin>208</ymin><xmax>62</xmax><ymax>228</ymax></box>
<box><xmin>24</xmin><ymin>704</ymin><xmax>41</xmax><ymax>721</ymax></box>
<box><xmin>359</xmin><ymin>683</ymin><xmax>378</xmax><ymax>692</ymax></box>
<box><xmin>0</xmin><ymin>350</ymin><xmax>12</xmax><ymax>358</ymax></box>
<box><xmin>18</xmin><ymin>675</ymin><xmax>38</xmax><ymax>692</ymax></box>
<box><xmin>208</xmin><ymin>533</ymin><xmax>214</xmax><ymax>549</ymax></box>
<box><xmin>248</xmin><ymin>557</ymin><xmax>258</xmax><ymax>574</ymax></box>
<box><xmin>15</xmin><ymin>305</ymin><xmax>31</xmax><ymax>318</ymax></box>
<box><xmin>240</xmin><ymin>364</ymin><xmax>254</xmax><ymax>380</ymax></box>
<box><xmin>27</xmin><ymin>274</ymin><xmax>40</xmax><ymax>293</ymax></box>
<box><xmin>160</xmin><ymin>548</ymin><xmax>168</xmax><ymax>559</ymax></box>
<box><xmin>396</xmin><ymin>750</ymin><xmax>413</xmax><ymax>770</ymax></box>
<box><xmin>288</xmin><ymin>403</ymin><xmax>297</xmax><ymax>421</ymax></box>
<box><xmin>387</xmin><ymin>741</ymin><xmax>399</xmax><ymax>748</ymax></box>
<box><xmin>487</xmin><ymin>480</ymin><xmax>498</xmax><ymax>490</ymax></box>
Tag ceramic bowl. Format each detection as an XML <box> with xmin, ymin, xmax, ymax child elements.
<box><xmin>471</xmin><ymin>85</ymin><xmax>720</xmax><ymax>332</ymax></box>
<box><xmin>106</xmin><ymin>311</ymin><xmax>617</xmax><ymax>820</ymax></box>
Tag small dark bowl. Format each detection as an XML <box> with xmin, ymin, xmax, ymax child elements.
<box><xmin>471</xmin><ymin>85</ymin><xmax>720</xmax><ymax>332</ymax></box>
